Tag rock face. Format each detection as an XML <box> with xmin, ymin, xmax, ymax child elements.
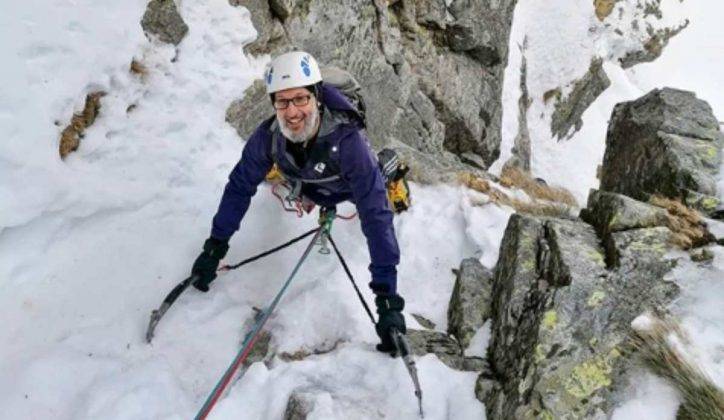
<box><xmin>550</xmin><ymin>58</ymin><xmax>611</xmax><ymax>140</ymax></box>
<box><xmin>503</xmin><ymin>43</ymin><xmax>531</xmax><ymax>171</ymax></box>
<box><xmin>406</xmin><ymin>329</ymin><xmax>484</xmax><ymax>372</ymax></box>
<box><xmin>481</xmin><ymin>213</ymin><xmax>678</xmax><ymax>419</ymax></box>
<box><xmin>228</xmin><ymin>0</ymin><xmax>518</xmax><ymax>170</ymax></box>
<box><xmin>619</xmin><ymin>20</ymin><xmax>689</xmax><ymax>69</ymax></box>
<box><xmin>140</xmin><ymin>0</ymin><xmax>189</xmax><ymax>45</ymax></box>
<box><xmin>580</xmin><ymin>189</ymin><xmax>670</xmax><ymax>239</ymax></box>
<box><xmin>600</xmin><ymin>88</ymin><xmax>724</xmax><ymax>216</ymax></box>
<box><xmin>447</xmin><ymin>258</ymin><xmax>493</xmax><ymax>350</ymax></box>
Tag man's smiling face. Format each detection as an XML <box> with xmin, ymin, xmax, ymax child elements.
<box><xmin>274</xmin><ymin>87</ymin><xmax>320</xmax><ymax>144</ymax></box>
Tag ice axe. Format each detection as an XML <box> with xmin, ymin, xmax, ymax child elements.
<box><xmin>390</xmin><ymin>327</ymin><xmax>424</xmax><ymax>418</ymax></box>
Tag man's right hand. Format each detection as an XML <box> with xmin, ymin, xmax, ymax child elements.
<box><xmin>374</xmin><ymin>294</ymin><xmax>406</xmax><ymax>354</ymax></box>
<box><xmin>191</xmin><ymin>237</ymin><xmax>229</xmax><ymax>292</ymax></box>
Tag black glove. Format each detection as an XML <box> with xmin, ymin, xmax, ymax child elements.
<box><xmin>191</xmin><ymin>237</ymin><xmax>229</xmax><ymax>292</ymax></box>
<box><xmin>374</xmin><ymin>294</ymin><xmax>406</xmax><ymax>354</ymax></box>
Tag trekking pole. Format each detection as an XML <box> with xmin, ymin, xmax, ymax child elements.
<box><xmin>145</xmin><ymin>227</ymin><xmax>320</xmax><ymax>343</ymax></box>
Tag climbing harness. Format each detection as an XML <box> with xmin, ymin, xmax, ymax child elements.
<box><xmin>266</xmin><ymin>146</ymin><xmax>412</xmax><ymax>218</ymax></box>
<box><xmin>267</xmin><ymin>164</ymin><xmax>357</xmax><ymax>219</ymax></box>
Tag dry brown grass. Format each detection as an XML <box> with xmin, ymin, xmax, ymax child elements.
<box><xmin>59</xmin><ymin>91</ymin><xmax>105</xmax><ymax>159</ymax></box>
<box><xmin>130</xmin><ymin>59</ymin><xmax>147</xmax><ymax>77</ymax></box>
<box><xmin>631</xmin><ymin>315</ymin><xmax>724</xmax><ymax>420</ymax></box>
<box><xmin>594</xmin><ymin>0</ymin><xmax>617</xmax><ymax>21</ymax></box>
<box><xmin>499</xmin><ymin>166</ymin><xmax>578</xmax><ymax>207</ymax></box>
<box><xmin>459</xmin><ymin>172</ymin><xmax>574</xmax><ymax>217</ymax></box>
<box><xmin>648</xmin><ymin>195</ymin><xmax>714</xmax><ymax>249</ymax></box>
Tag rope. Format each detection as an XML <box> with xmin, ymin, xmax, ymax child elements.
<box><xmin>327</xmin><ymin>234</ymin><xmax>376</xmax><ymax>326</ymax></box>
<box><xmin>218</xmin><ymin>227</ymin><xmax>319</xmax><ymax>271</ymax></box>
<box><xmin>195</xmin><ymin>228</ymin><xmax>323</xmax><ymax>420</ymax></box>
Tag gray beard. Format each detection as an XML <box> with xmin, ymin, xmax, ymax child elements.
<box><xmin>278</xmin><ymin>106</ymin><xmax>320</xmax><ymax>144</ymax></box>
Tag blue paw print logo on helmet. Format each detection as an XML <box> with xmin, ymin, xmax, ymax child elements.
<box><xmin>300</xmin><ymin>55</ymin><xmax>311</xmax><ymax>77</ymax></box>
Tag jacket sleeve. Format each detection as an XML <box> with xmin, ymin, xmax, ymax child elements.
<box><xmin>339</xmin><ymin>130</ymin><xmax>401</xmax><ymax>295</ymax></box>
<box><xmin>210</xmin><ymin>127</ymin><xmax>274</xmax><ymax>240</ymax></box>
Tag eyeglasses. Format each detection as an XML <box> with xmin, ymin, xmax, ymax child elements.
<box><xmin>273</xmin><ymin>94</ymin><xmax>312</xmax><ymax>110</ymax></box>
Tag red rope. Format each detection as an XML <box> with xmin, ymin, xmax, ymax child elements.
<box><xmin>195</xmin><ymin>330</ymin><xmax>265</xmax><ymax>420</ymax></box>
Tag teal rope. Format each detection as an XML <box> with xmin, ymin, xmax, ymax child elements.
<box><xmin>194</xmin><ymin>227</ymin><xmax>322</xmax><ymax>420</ymax></box>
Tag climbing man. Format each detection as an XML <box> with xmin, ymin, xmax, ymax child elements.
<box><xmin>190</xmin><ymin>51</ymin><xmax>406</xmax><ymax>353</ymax></box>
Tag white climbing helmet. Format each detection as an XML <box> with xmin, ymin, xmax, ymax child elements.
<box><xmin>264</xmin><ymin>51</ymin><xmax>323</xmax><ymax>95</ymax></box>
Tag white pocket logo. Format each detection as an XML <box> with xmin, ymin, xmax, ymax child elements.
<box><xmin>314</xmin><ymin>162</ymin><xmax>326</xmax><ymax>174</ymax></box>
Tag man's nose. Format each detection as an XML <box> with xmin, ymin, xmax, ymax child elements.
<box><xmin>283</xmin><ymin>104</ymin><xmax>303</xmax><ymax>117</ymax></box>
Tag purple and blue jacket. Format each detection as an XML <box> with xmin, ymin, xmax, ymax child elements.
<box><xmin>209</xmin><ymin>84</ymin><xmax>400</xmax><ymax>295</ymax></box>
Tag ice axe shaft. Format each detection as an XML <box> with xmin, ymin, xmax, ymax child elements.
<box><xmin>390</xmin><ymin>327</ymin><xmax>424</xmax><ymax>418</ymax></box>
<box><xmin>146</xmin><ymin>274</ymin><xmax>198</xmax><ymax>343</ymax></box>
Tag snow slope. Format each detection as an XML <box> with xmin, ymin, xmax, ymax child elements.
<box><xmin>0</xmin><ymin>1</ymin><xmax>722</xmax><ymax>419</ymax></box>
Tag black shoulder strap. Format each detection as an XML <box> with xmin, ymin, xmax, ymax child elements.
<box><xmin>271</xmin><ymin>128</ymin><xmax>341</xmax><ymax>184</ymax></box>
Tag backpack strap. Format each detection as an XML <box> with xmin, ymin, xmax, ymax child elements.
<box><xmin>270</xmin><ymin>128</ymin><xmax>342</xmax><ymax>185</ymax></box>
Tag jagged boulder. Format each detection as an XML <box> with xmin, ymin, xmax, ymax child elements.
<box><xmin>580</xmin><ymin>189</ymin><xmax>670</xmax><ymax>239</ymax></box>
<box><xmin>606</xmin><ymin>226</ymin><xmax>672</xmax><ymax>270</ymax></box>
<box><xmin>140</xmin><ymin>0</ymin><xmax>189</xmax><ymax>45</ymax></box>
<box><xmin>480</xmin><ymin>214</ymin><xmax>679</xmax><ymax>419</ymax></box>
<box><xmin>406</xmin><ymin>329</ymin><xmax>484</xmax><ymax>372</ymax></box>
<box><xmin>600</xmin><ymin>88</ymin><xmax>724</xmax><ymax>216</ymax></box>
<box><xmin>447</xmin><ymin>258</ymin><xmax>493</xmax><ymax>350</ymax></box>
<box><xmin>227</xmin><ymin>0</ymin><xmax>518</xmax><ymax>170</ymax></box>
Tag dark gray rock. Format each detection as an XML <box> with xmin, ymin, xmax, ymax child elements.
<box><xmin>283</xmin><ymin>391</ymin><xmax>315</xmax><ymax>420</ymax></box>
<box><xmin>407</xmin><ymin>329</ymin><xmax>464</xmax><ymax>370</ymax></box>
<box><xmin>232</xmin><ymin>0</ymin><xmax>287</xmax><ymax>55</ymax></box>
<box><xmin>269</xmin><ymin>0</ymin><xmax>296</xmax><ymax>21</ymax></box>
<box><xmin>228</xmin><ymin>0</ymin><xmax>518</xmax><ymax>169</ymax></box>
<box><xmin>405</xmin><ymin>329</ymin><xmax>488</xmax><ymax>372</ymax></box>
<box><xmin>580</xmin><ymin>189</ymin><xmax>670</xmax><ymax>239</ymax></box>
<box><xmin>414</xmin><ymin>0</ymin><xmax>448</xmax><ymax>30</ymax></box>
<box><xmin>551</xmin><ymin>58</ymin><xmax>611</xmax><ymax>140</ymax></box>
<box><xmin>225</xmin><ymin>80</ymin><xmax>271</xmax><ymax>140</ymax></box>
<box><xmin>605</xmin><ymin>228</ymin><xmax>679</xmax><ymax>330</ymax></box>
<box><xmin>481</xmin><ymin>214</ymin><xmax>678</xmax><ymax>419</ymax></box>
<box><xmin>410</xmin><ymin>313</ymin><xmax>436</xmax><ymax>329</ymax></box>
<box><xmin>600</xmin><ymin>88</ymin><xmax>724</xmax><ymax>216</ymax></box>
<box><xmin>140</xmin><ymin>0</ymin><xmax>189</xmax><ymax>45</ymax></box>
<box><xmin>606</xmin><ymin>226</ymin><xmax>671</xmax><ymax>269</ymax></box>
<box><xmin>503</xmin><ymin>41</ymin><xmax>531</xmax><ymax>171</ymax></box>
<box><xmin>243</xmin><ymin>329</ymin><xmax>272</xmax><ymax>367</ymax></box>
<box><xmin>690</xmin><ymin>248</ymin><xmax>714</xmax><ymax>263</ymax></box>
<box><xmin>619</xmin><ymin>20</ymin><xmax>689</xmax><ymax>69</ymax></box>
<box><xmin>447</xmin><ymin>258</ymin><xmax>493</xmax><ymax>349</ymax></box>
